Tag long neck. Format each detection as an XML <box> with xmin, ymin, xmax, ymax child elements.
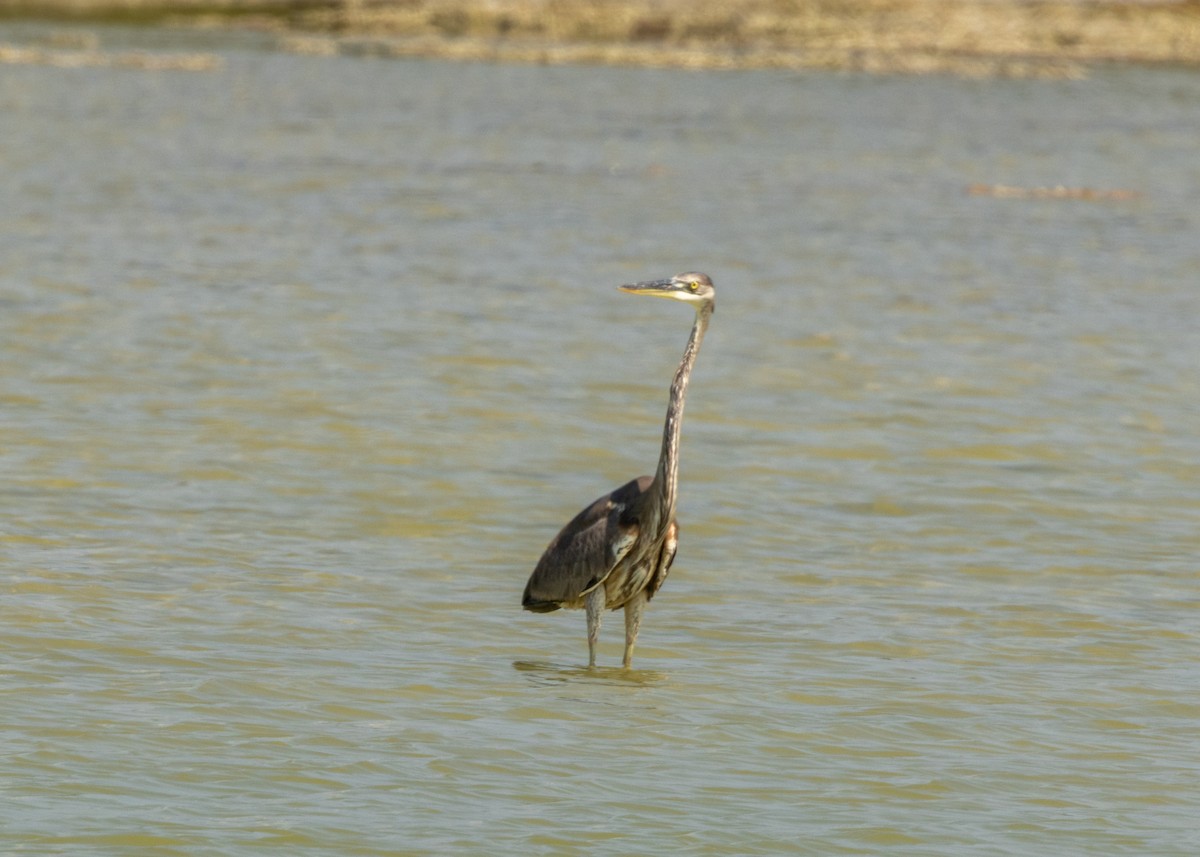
<box><xmin>652</xmin><ymin>303</ymin><xmax>712</xmax><ymax>520</ymax></box>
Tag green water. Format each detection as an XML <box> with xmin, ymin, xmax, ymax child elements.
<box><xmin>2</xmin><ymin>23</ymin><xmax>1198</xmax><ymax>856</ymax></box>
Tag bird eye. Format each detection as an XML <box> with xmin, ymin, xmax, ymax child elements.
<box><xmin>688</xmin><ymin>282</ymin><xmax>699</xmax><ymax>291</ymax></box>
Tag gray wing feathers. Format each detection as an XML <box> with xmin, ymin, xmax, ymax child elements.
<box><xmin>522</xmin><ymin>478</ymin><xmax>648</xmax><ymax>612</ymax></box>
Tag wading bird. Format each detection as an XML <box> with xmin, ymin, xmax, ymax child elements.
<box><xmin>521</xmin><ymin>272</ymin><xmax>716</xmax><ymax>668</ymax></box>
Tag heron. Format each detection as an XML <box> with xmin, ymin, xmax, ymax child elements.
<box><xmin>521</xmin><ymin>272</ymin><xmax>716</xmax><ymax>668</ymax></box>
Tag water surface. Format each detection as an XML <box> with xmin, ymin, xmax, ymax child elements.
<box><xmin>2</xmin><ymin>24</ymin><xmax>1199</xmax><ymax>856</ymax></box>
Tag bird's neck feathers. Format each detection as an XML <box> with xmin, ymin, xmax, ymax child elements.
<box><xmin>651</xmin><ymin>304</ymin><xmax>711</xmax><ymax>520</ymax></box>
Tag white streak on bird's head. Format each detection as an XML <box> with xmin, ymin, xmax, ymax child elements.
<box><xmin>619</xmin><ymin>272</ymin><xmax>715</xmax><ymax>311</ymax></box>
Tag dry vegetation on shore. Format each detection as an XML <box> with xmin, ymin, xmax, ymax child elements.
<box><xmin>2</xmin><ymin>0</ymin><xmax>1199</xmax><ymax>76</ymax></box>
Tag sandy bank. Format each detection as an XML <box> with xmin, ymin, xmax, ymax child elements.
<box><xmin>2</xmin><ymin>0</ymin><xmax>1199</xmax><ymax>76</ymax></box>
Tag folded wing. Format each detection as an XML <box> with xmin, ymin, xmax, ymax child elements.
<box><xmin>521</xmin><ymin>477</ymin><xmax>650</xmax><ymax>612</ymax></box>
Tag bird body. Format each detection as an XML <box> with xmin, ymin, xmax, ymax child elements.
<box><xmin>521</xmin><ymin>272</ymin><xmax>715</xmax><ymax>668</ymax></box>
<box><xmin>521</xmin><ymin>475</ymin><xmax>678</xmax><ymax>613</ymax></box>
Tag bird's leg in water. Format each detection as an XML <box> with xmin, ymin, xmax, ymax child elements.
<box><xmin>623</xmin><ymin>593</ymin><xmax>646</xmax><ymax>668</ymax></box>
<box><xmin>585</xmin><ymin>587</ymin><xmax>605</xmax><ymax>668</ymax></box>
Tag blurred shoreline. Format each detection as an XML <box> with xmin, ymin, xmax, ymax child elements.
<box><xmin>2</xmin><ymin>0</ymin><xmax>1199</xmax><ymax>76</ymax></box>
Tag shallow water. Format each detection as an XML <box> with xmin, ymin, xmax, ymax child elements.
<box><xmin>2</xmin><ymin>23</ymin><xmax>1199</xmax><ymax>856</ymax></box>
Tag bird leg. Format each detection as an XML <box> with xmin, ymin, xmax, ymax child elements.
<box><xmin>623</xmin><ymin>593</ymin><xmax>646</xmax><ymax>668</ymax></box>
<box><xmin>585</xmin><ymin>587</ymin><xmax>605</xmax><ymax>668</ymax></box>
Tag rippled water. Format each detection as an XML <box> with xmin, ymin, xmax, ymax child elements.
<box><xmin>2</xmin><ymin>23</ymin><xmax>1199</xmax><ymax>856</ymax></box>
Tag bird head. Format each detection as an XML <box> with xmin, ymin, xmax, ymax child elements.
<box><xmin>618</xmin><ymin>272</ymin><xmax>715</xmax><ymax>311</ymax></box>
